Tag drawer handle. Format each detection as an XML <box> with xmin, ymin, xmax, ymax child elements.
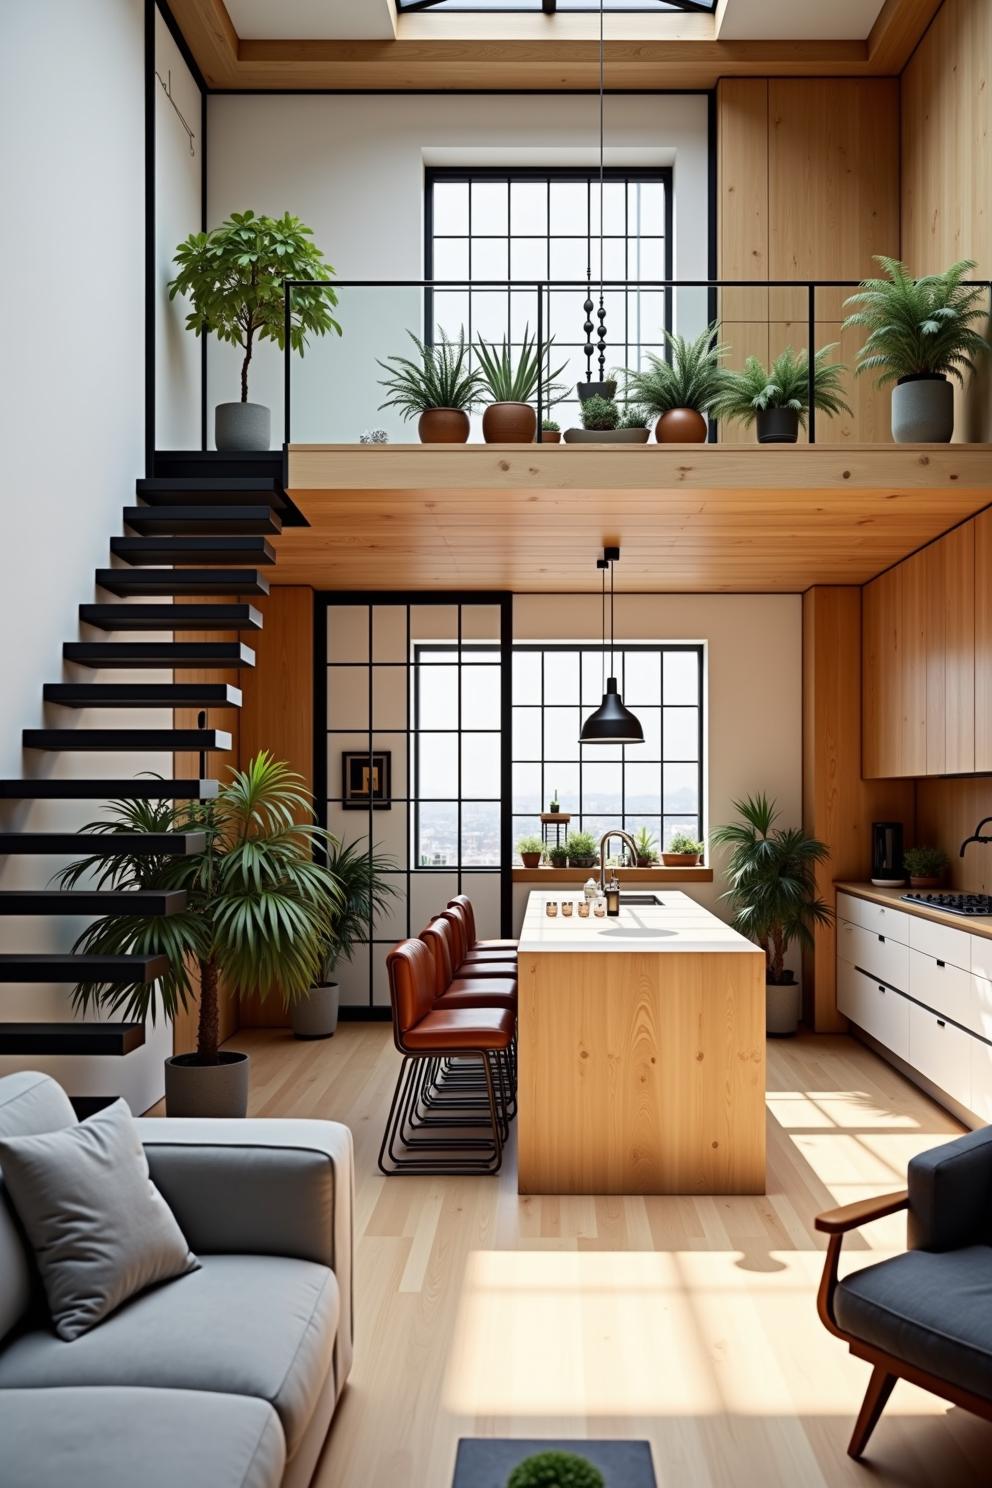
<box><xmin>937</xmin><ymin>959</ymin><xmax>945</xmax><ymax>968</ymax></box>
<box><xmin>937</xmin><ymin>1019</ymin><xmax>946</xmax><ymax>1028</ymax></box>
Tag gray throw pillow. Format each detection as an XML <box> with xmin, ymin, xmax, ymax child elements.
<box><xmin>0</xmin><ymin>1097</ymin><xmax>199</xmax><ymax>1341</ymax></box>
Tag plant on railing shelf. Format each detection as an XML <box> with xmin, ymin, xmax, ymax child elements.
<box><xmin>506</xmin><ymin>1450</ymin><xmax>605</xmax><ymax>1488</ymax></box>
<box><xmin>624</xmin><ymin>321</ymin><xmax>728</xmax><ymax>443</ymax></box>
<box><xmin>474</xmin><ymin>325</ymin><xmax>568</xmax><ymax>443</ymax></box>
<box><xmin>566</xmin><ymin>830</ymin><xmax>598</xmax><ymax>867</ymax></box>
<box><xmin>842</xmin><ymin>257</ymin><xmax>990</xmax><ymax>443</ymax></box>
<box><xmin>711</xmin><ymin>346</ymin><xmax>851</xmax><ymax>445</ymax></box>
<box><xmin>376</xmin><ymin>327</ymin><xmax>483</xmax><ymax>444</ymax></box>
<box><xmin>617</xmin><ymin>403</ymin><xmax>650</xmax><ymax>430</ymax></box>
<box><xmin>579</xmin><ymin>395</ymin><xmax>619</xmax><ymax>431</ymax></box>
<box><xmin>902</xmin><ymin>844</ymin><xmax>949</xmax><ymax>886</ymax></box>
<box><xmin>517</xmin><ymin>835</ymin><xmax>545</xmax><ymax>868</ymax></box>
<box><xmin>664</xmin><ymin>830</ymin><xmax>704</xmax><ymax>866</ymax></box>
<box><xmin>541</xmin><ymin>418</ymin><xmax>560</xmax><ymax>433</ymax></box>
<box><xmin>633</xmin><ymin>825</ymin><xmax>659</xmax><ymax>866</ymax></box>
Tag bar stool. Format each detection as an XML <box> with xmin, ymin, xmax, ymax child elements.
<box><xmin>420</xmin><ymin>916</ymin><xmax>517</xmax><ymax>1119</ymax></box>
<box><xmin>379</xmin><ymin>938</ymin><xmax>514</xmax><ymax>1176</ymax></box>
<box><xmin>447</xmin><ymin>894</ymin><xmax>519</xmax><ymax>955</ymax></box>
<box><xmin>442</xmin><ymin>906</ymin><xmax>517</xmax><ymax>976</ymax></box>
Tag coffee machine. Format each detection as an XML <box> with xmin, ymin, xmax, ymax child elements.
<box><xmin>871</xmin><ymin>821</ymin><xmax>905</xmax><ymax>886</ymax></box>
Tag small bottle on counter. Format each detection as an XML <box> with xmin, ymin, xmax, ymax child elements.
<box><xmin>605</xmin><ymin>876</ymin><xmax>621</xmax><ymax>917</ymax></box>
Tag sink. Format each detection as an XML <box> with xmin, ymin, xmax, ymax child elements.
<box><xmin>619</xmin><ymin>893</ymin><xmax>663</xmax><ymax>906</ymax></box>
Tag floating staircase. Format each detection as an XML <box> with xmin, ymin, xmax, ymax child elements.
<box><xmin>0</xmin><ymin>465</ymin><xmax>296</xmax><ymax>1058</ymax></box>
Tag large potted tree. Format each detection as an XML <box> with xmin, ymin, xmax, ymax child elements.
<box><xmin>624</xmin><ymin>321</ymin><xmax>728</xmax><ymax>442</ymax></box>
<box><xmin>842</xmin><ymin>256</ymin><xmax>989</xmax><ymax>442</ymax></box>
<box><xmin>712</xmin><ymin>346</ymin><xmax>851</xmax><ymax>443</ymax></box>
<box><xmin>474</xmin><ymin>325</ymin><xmax>568</xmax><ymax>443</ymax></box>
<box><xmin>377</xmin><ymin>327</ymin><xmax>483</xmax><ymax>442</ymax></box>
<box><xmin>168</xmin><ymin>209</ymin><xmax>341</xmax><ymax>451</ymax></box>
<box><xmin>57</xmin><ymin>754</ymin><xmax>342</xmax><ymax>1116</ymax></box>
<box><xmin>291</xmin><ymin>839</ymin><xmax>398</xmax><ymax>1039</ymax></box>
<box><xmin>711</xmin><ymin>793</ymin><xmax>831</xmax><ymax>1036</ymax></box>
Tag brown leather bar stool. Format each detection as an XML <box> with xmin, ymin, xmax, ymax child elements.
<box><xmin>447</xmin><ymin>894</ymin><xmax>518</xmax><ymax>955</ymax></box>
<box><xmin>379</xmin><ymin>938</ymin><xmax>514</xmax><ymax>1176</ymax></box>
<box><xmin>420</xmin><ymin>917</ymin><xmax>517</xmax><ymax>1119</ymax></box>
<box><xmin>442</xmin><ymin>906</ymin><xmax>517</xmax><ymax>973</ymax></box>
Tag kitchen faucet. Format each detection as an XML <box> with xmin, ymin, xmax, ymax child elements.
<box><xmin>598</xmin><ymin>829</ymin><xmax>641</xmax><ymax>892</ymax></box>
<box><xmin>960</xmin><ymin>818</ymin><xmax>992</xmax><ymax>857</ymax></box>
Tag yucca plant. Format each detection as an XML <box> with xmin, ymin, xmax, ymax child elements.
<box><xmin>711</xmin><ymin>345</ymin><xmax>851</xmax><ymax>430</ymax></box>
<box><xmin>624</xmin><ymin>321</ymin><xmax>728</xmax><ymax>415</ymax></box>
<box><xmin>474</xmin><ymin>324</ymin><xmax>568</xmax><ymax>405</ymax></box>
<box><xmin>377</xmin><ymin>327</ymin><xmax>483</xmax><ymax>417</ymax></box>
<box><xmin>710</xmin><ymin>793</ymin><xmax>831</xmax><ymax>986</ymax></box>
<box><xmin>55</xmin><ymin>753</ymin><xmax>343</xmax><ymax>1063</ymax></box>
<box><xmin>843</xmin><ymin>256</ymin><xmax>989</xmax><ymax>385</ymax></box>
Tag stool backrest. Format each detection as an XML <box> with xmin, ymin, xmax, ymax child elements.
<box><xmin>441</xmin><ymin>905</ymin><xmax>472</xmax><ymax>966</ymax></box>
<box><xmin>386</xmin><ymin>938</ymin><xmax>436</xmax><ymax>1035</ymax></box>
<box><xmin>448</xmin><ymin>894</ymin><xmax>477</xmax><ymax>946</ymax></box>
<box><xmin>419</xmin><ymin>917</ymin><xmax>457</xmax><ymax>1000</ymax></box>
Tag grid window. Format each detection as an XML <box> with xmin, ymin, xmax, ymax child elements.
<box><xmin>399</xmin><ymin>3</ymin><xmax>714</xmax><ymax>13</ymax></box>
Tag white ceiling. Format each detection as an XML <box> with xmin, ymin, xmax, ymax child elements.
<box><xmin>224</xmin><ymin>0</ymin><xmax>397</xmax><ymax>41</ymax></box>
<box><xmin>717</xmin><ymin>0</ymin><xmax>887</xmax><ymax>41</ymax></box>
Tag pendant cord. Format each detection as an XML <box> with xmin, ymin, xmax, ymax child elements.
<box><xmin>601</xmin><ymin>563</ymin><xmax>606</xmax><ymax>693</ymax></box>
<box><xmin>597</xmin><ymin>0</ymin><xmax>606</xmax><ymax>380</ymax></box>
<box><xmin>610</xmin><ymin>555</ymin><xmax>615</xmax><ymax>679</ymax></box>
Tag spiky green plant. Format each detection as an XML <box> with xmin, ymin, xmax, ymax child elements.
<box><xmin>55</xmin><ymin>754</ymin><xmax>344</xmax><ymax>1063</ymax></box>
<box><xmin>711</xmin><ymin>345</ymin><xmax>851</xmax><ymax>429</ymax></box>
<box><xmin>377</xmin><ymin>327</ymin><xmax>483</xmax><ymax>418</ymax></box>
<box><xmin>474</xmin><ymin>324</ymin><xmax>568</xmax><ymax>405</ymax></box>
<box><xmin>842</xmin><ymin>256</ymin><xmax>990</xmax><ymax>386</ymax></box>
<box><xmin>624</xmin><ymin>321</ymin><xmax>728</xmax><ymax>415</ymax></box>
<box><xmin>633</xmin><ymin>825</ymin><xmax>658</xmax><ymax>863</ymax></box>
<box><xmin>579</xmin><ymin>395</ymin><xmax>619</xmax><ymax>431</ymax></box>
<box><xmin>322</xmin><ymin>838</ymin><xmax>399</xmax><ymax>980</ymax></box>
<box><xmin>710</xmin><ymin>793</ymin><xmax>831</xmax><ymax>985</ymax></box>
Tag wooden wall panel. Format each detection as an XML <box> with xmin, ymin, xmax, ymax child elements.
<box><xmin>975</xmin><ymin>509</ymin><xmax>992</xmax><ymax>770</ymax></box>
<box><xmin>717</xmin><ymin>79</ymin><xmax>769</xmax><ymax>325</ymax></box>
<box><xmin>915</xmin><ymin>776</ymin><xmax>992</xmax><ymax>893</ymax></box>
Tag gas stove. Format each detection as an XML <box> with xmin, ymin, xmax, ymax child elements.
<box><xmin>901</xmin><ymin>891</ymin><xmax>992</xmax><ymax>918</ymax></box>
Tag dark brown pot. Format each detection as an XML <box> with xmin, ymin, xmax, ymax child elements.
<box><xmin>909</xmin><ymin>875</ymin><xmax>944</xmax><ymax>888</ymax></box>
<box><xmin>164</xmin><ymin>1050</ymin><xmax>249</xmax><ymax>1118</ymax></box>
<box><xmin>418</xmin><ymin>408</ymin><xmax>470</xmax><ymax>443</ymax></box>
<box><xmin>541</xmin><ymin>430</ymin><xmax>562</xmax><ymax>444</ymax></box>
<box><xmin>483</xmin><ymin>402</ymin><xmax>536</xmax><ymax>443</ymax></box>
<box><xmin>520</xmin><ymin>852</ymin><xmax>543</xmax><ymax>868</ymax></box>
<box><xmin>656</xmin><ymin>408</ymin><xmax>707</xmax><ymax>443</ymax></box>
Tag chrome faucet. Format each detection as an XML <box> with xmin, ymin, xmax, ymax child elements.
<box><xmin>960</xmin><ymin>818</ymin><xmax>992</xmax><ymax>857</ymax></box>
<box><xmin>598</xmin><ymin>829</ymin><xmax>641</xmax><ymax>892</ymax></box>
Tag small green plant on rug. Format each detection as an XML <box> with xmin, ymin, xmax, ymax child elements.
<box><xmin>624</xmin><ymin>321</ymin><xmax>728</xmax><ymax>416</ymax></box>
<box><xmin>579</xmin><ymin>395</ymin><xmax>619</xmax><ymax>431</ymax></box>
<box><xmin>506</xmin><ymin>1450</ymin><xmax>605</xmax><ymax>1488</ymax></box>
<box><xmin>617</xmin><ymin>403</ymin><xmax>650</xmax><ymax>429</ymax></box>
<box><xmin>376</xmin><ymin>327</ymin><xmax>483</xmax><ymax>417</ymax></box>
<box><xmin>475</xmin><ymin>325</ymin><xmax>568</xmax><ymax>404</ymax></box>
<box><xmin>903</xmin><ymin>845</ymin><xmax>949</xmax><ymax>881</ymax></box>
<box><xmin>517</xmin><ymin>834</ymin><xmax>545</xmax><ymax>865</ymax></box>
<box><xmin>634</xmin><ymin>824</ymin><xmax>659</xmax><ymax>864</ymax></box>
<box><xmin>842</xmin><ymin>257</ymin><xmax>989</xmax><ymax>385</ymax></box>
<box><xmin>566</xmin><ymin>830</ymin><xmax>598</xmax><ymax>865</ymax></box>
<box><xmin>711</xmin><ymin>346</ymin><xmax>851</xmax><ymax>430</ymax></box>
<box><xmin>668</xmin><ymin>831</ymin><xmax>704</xmax><ymax>856</ymax></box>
<box><xmin>547</xmin><ymin>843</ymin><xmax>569</xmax><ymax>869</ymax></box>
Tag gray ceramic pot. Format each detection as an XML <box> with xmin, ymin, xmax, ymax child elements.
<box><xmin>215</xmin><ymin>401</ymin><xmax>271</xmax><ymax>452</ymax></box>
<box><xmin>291</xmin><ymin>981</ymin><xmax>340</xmax><ymax>1040</ymax></box>
<box><xmin>576</xmin><ymin>380</ymin><xmax>617</xmax><ymax>403</ymax></box>
<box><xmin>756</xmin><ymin>407</ymin><xmax>799</xmax><ymax>444</ymax></box>
<box><xmin>766</xmin><ymin>978</ymin><xmax>801</xmax><ymax>1037</ymax></box>
<box><xmin>563</xmin><ymin>427</ymin><xmax>650</xmax><ymax>444</ymax></box>
<box><xmin>891</xmin><ymin>374</ymin><xmax>954</xmax><ymax>443</ymax></box>
<box><xmin>164</xmin><ymin>1051</ymin><xmax>249</xmax><ymax>1117</ymax></box>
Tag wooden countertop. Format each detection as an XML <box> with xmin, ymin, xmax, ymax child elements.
<box><xmin>835</xmin><ymin>881</ymin><xmax>992</xmax><ymax>941</ymax></box>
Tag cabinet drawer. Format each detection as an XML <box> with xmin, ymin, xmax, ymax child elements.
<box><xmin>837</xmin><ymin>919</ymin><xmax>909</xmax><ymax>990</ymax></box>
<box><xmin>837</xmin><ymin>893</ymin><xmax>909</xmax><ymax>945</ymax></box>
<box><xmin>970</xmin><ymin>934</ymin><xmax>992</xmax><ymax>982</ymax></box>
<box><xmin>908</xmin><ymin>947</ymin><xmax>973</xmax><ymax>1026</ymax></box>
<box><xmin>909</xmin><ymin>915</ymin><xmax>971</xmax><ymax>970</ymax></box>
<box><xmin>967</xmin><ymin>973</ymin><xmax>992</xmax><ymax>1042</ymax></box>
<box><xmin>838</xmin><ymin>959</ymin><xmax>909</xmax><ymax>1060</ymax></box>
<box><xmin>970</xmin><ymin>1038</ymin><xmax>992</xmax><ymax>1123</ymax></box>
<box><xmin>908</xmin><ymin>1001</ymin><xmax>972</xmax><ymax>1108</ymax></box>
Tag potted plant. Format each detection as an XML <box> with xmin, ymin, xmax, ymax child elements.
<box><xmin>616</xmin><ymin>403</ymin><xmax>652</xmax><ymax>442</ymax></box>
<box><xmin>711</xmin><ymin>346</ymin><xmax>851</xmax><ymax>444</ymax></box>
<box><xmin>843</xmin><ymin>256</ymin><xmax>989</xmax><ymax>443</ymax></box>
<box><xmin>549</xmin><ymin>788</ymin><xmax>560</xmax><ymax>812</ymax></box>
<box><xmin>902</xmin><ymin>845</ymin><xmax>949</xmax><ymax>889</ymax></box>
<box><xmin>711</xmin><ymin>793</ymin><xmax>831</xmax><ymax>1036</ymax></box>
<box><xmin>663</xmin><ymin>831</ymin><xmax>704</xmax><ymax>867</ymax></box>
<box><xmin>565</xmin><ymin>395</ymin><xmax>650</xmax><ymax>445</ymax></box>
<box><xmin>624</xmin><ymin>321</ymin><xmax>728</xmax><ymax>443</ymax></box>
<box><xmin>517</xmin><ymin>834</ymin><xmax>545</xmax><ymax>869</ymax></box>
<box><xmin>507</xmin><ymin>1450</ymin><xmax>604</xmax><ymax>1488</ymax></box>
<box><xmin>547</xmin><ymin>843</ymin><xmax>569</xmax><ymax>870</ymax></box>
<box><xmin>634</xmin><ymin>825</ymin><xmax>659</xmax><ymax>866</ymax></box>
<box><xmin>377</xmin><ymin>327</ymin><xmax>482</xmax><ymax>442</ymax></box>
<box><xmin>57</xmin><ymin>754</ymin><xmax>342</xmax><ymax>1116</ymax></box>
<box><xmin>474</xmin><ymin>325</ymin><xmax>567</xmax><ymax>443</ymax></box>
<box><xmin>541</xmin><ymin>418</ymin><xmax>561</xmax><ymax>444</ymax></box>
<box><xmin>169</xmin><ymin>210</ymin><xmax>340</xmax><ymax>452</ymax></box>
<box><xmin>566</xmin><ymin>829</ymin><xmax>598</xmax><ymax>868</ymax></box>
<box><xmin>292</xmin><ymin>839</ymin><xmax>398</xmax><ymax>1040</ymax></box>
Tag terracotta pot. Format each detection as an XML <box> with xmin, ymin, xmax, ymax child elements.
<box><xmin>656</xmin><ymin>408</ymin><xmax>707</xmax><ymax>443</ymax></box>
<box><xmin>520</xmin><ymin>852</ymin><xmax>543</xmax><ymax>868</ymax></box>
<box><xmin>662</xmin><ymin>852</ymin><xmax>702</xmax><ymax>867</ymax></box>
<box><xmin>541</xmin><ymin>430</ymin><xmax>562</xmax><ymax>444</ymax></box>
<box><xmin>418</xmin><ymin>408</ymin><xmax>470</xmax><ymax>443</ymax></box>
<box><xmin>164</xmin><ymin>1051</ymin><xmax>249</xmax><ymax>1118</ymax></box>
<box><xmin>909</xmin><ymin>875</ymin><xmax>944</xmax><ymax>888</ymax></box>
<box><xmin>483</xmin><ymin>402</ymin><xmax>536</xmax><ymax>443</ymax></box>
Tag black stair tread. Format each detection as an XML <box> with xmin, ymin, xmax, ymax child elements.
<box><xmin>64</xmin><ymin>642</ymin><xmax>256</xmax><ymax>668</ymax></box>
<box><xmin>0</xmin><ymin>891</ymin><xmax>187</xmax><ymax>915</ymax></box>
<box><xmin>94</xmin><ymin>570</ymin><xmax>270</xmax><ymax>597</ymax></box>
<box><xmin>0</xmin><ymin>1023</ymin><xmax>145</xmax><ymax>1056</ymax></box>
<box><xmin>109</xmin><ymin>536</ymin><xmax>277</xmax><ymax>566</ymax></box>
<box><xmin>43</xmin><ymin>683</ymin><xmax>242</xmax><ymax>708</ymax></box>
<box><xmin>0</xmin><ymin>831</ymin><xmax>207</xmax><ymax>855</ymax></box>
<box><xmin>137</xmin><ymin>475</ymin><xmax>284</xmax><ymax>502</ymax></box>
<box><xmin>0</xmin><ymin>954</ymin><xmax>169</xmax><ymax>983</ymax></box>
<box><xmin>123</xmin><ymin>506</ymin><xmax>282</xmax><ymax>536</ymax></box>
<box><xmin>80</xmin><ymin>604</ymin><xmax>264</xmax><ymax>632</ymax></box>
<box><xmin>0</xmin><ymin>779</ymin><xmax>218</xmax><ymax>800</ymax></box>
<box><xmin>23</xmin><ymin>729</ymin><xmax>233</xmax><ymax>751</ymax></box>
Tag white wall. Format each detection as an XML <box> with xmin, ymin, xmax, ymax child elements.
<box><xmin>204</xmin><ymin>92</ymin><xmax>710</xmax><ymax>443</ymax></box>
<box><xmin>0</xmin><ymin>0</ymin><xmax>172</xmax><ymax>1112</ymax></box>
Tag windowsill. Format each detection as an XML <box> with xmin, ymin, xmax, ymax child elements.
<box><xmin>512</xmin><ymin>866</ymin><xmax>713</xmax><ymax>883</ymax></box>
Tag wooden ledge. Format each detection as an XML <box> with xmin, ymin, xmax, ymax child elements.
<box><xmin>513</xmin><ymin>866</ymin><xmax>714</xmax><ymax>884</ymax></box>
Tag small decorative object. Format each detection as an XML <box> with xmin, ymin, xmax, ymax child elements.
<box><xmin>545</xmin><ymin>900</ymin><xmax>559</xmax><ymax>918</ymax></box>
<box><xmin>593</xmin><ymin>895</ymin><xmax>607</xmax><ymax>918</ymax></box>
<box><xmin>577</xmin><ymin>900</ymin><xmax>590</xmax><ymax>918</ymax></box>
<box><xmin>711</xmin><ymin>346</ymin><xmax>851</xmax><ymax>444</ymax></box>
<box><xmin>360</xmin><ymin>428</ymin><xmax>389</xmax><ymax>444</ymax></box>
<box><xmin>549</xmin><ymin>789</ymin><xmax>560</xmax><ymax>813</ymax></box>
<box><xmin>562</xmin><ymin>899</ymin><xmax>574</xmax><ymax>917</ymax></box>
<box><xmin>342</xmin><ymin>750</ymin><xmax>391</xmax><ymax>810</ymax></box>
<box><xmin>565</xmin><ymin>394</ymin><xmax>649</xmax><ymax>445</ymax></box>
<box><xmin>605</xmin><ymin>877</ymin><xmax>621</xmax><ymax>917</ymax></box>
<box><xmin>517</xmin><ymin>834</ymin><xmax>545</xmax><ymax>869</ymax></box>
<box><xmin>541</xmin><ymin>418</ymin><xmax>561</xmax><ymax>444</ymax></box>
<box><xmin>506</xmin><ymin>1449</ymin><xmax>606</xmax><ymax>1488</ymax></box>
<box><xmin>475</xmin><ymin>325</ymin><xmax>568</xmax><ymax>444</ymax></box>
<box><xmin>377</xmin><ymin>327</ymin><xmax>483</xmax><ymax>443</ymax></box>
<box><xmin>624</xmin><ymin>322</ymin><xmax>728</xmax><ymax>443</ymax></box>
<box><xmin>583</xmin><ymin>877</ymin><xmax>599</xmax><ymax>903</ymax></box>
<box><xmin>662</xmin><ymin>831</ymin><xmax>704</xmax><ymax>867</ymax></box>
<box><xmin>547</xmin><ymin>843</ymin><xmax>569</xmax><ymax>870</ymax></box>
<box><xmin>902</xmin><ymin>844</ymin><xmax>950</xmax><ymax>889</ymax></box>
<box><xmin>565</xmin><ymin>830</ymin><xmax>598</xmax><ymax>868</ymax></box>
<box><xmin>843</xmin><ymin>257</ymin><xmax>989</xmax><ymax>443</ymax></box>
<box><xmin>633</xmin><ymin>824</ymin><xmax>659</xmax><ymax>867</ymax></box>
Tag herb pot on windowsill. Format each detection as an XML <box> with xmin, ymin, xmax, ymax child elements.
<box><xmin>418</xmin><ymin>407</ymin><xmax>470</xmax><ymax>443</ymax></box>
<box><xmin>636</xmin><ymin>855</ymin><xmax>658</xmax><ymax>868</ymax></box>
<box><xmin>891</xmin><ymin>373</ymin><xmax>954</xmax><ymax>443</ymax></box>
<box><xmin>662</xmin><ymin>851</ymin><xmax>702</xmax><ymax>867</ymax></box>
<box><xmin>564</xmin><ymin>427</ymin><xmax>650</xmax><ymax>444</ymax></box>
<box><xmin>568</xmin><ymin>854</ymin><xmax>597</xmax><ymax>869</ymax></box>
<box><xmin>756</xmin><ymin>407</ymin><xmax>799</xmax><ymax>444</ymax></box>
<box><xmin>519</xmin><ymin>852</ymin><xmax>543</xmax><ymax>869</ymax></box>
<box><xmin>291</xmin><ymin>980</ymin><xmax>340</xmax><ymax>1040</ymax></box>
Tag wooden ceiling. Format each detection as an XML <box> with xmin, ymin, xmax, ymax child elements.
<box><xmin>168</xmin><ymin>0</ymin><xmax>940</xmax><ymax>91</ymax></box>
<box><xmin>277</xmin><ymin>443</ymin><xmax>992</xmax><ymax>593</ymax></box>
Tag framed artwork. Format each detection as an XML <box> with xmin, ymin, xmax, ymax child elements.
<box><xmin>342</xmin><ymin>751</ymin><xmax>392</xmax><ymax>810</ymax></box>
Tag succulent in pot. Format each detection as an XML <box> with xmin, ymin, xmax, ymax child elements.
<box><xmin>566</xmin><ymin>829</ymin><xmax>598</xmax><ymax>868</ymax></box>
<box><xmin>517</xmin><ymin>834</ymin><xmax>546</xmax><ymax>869</ymax></box>
<box><xmin>541</xmin><ymin>417</ymin><xmax>561</xmax><ymax>444</ymax></box>
<box><xmin>843</xmin><ymin>256</ymin><xmax>989</xmax><ymax>443</ymax></box>
<box><xmin>475</xmin><ymin>325</ymin><xmax>568</xmax><ymax>444</ymax></box>
<box><xmin>711</xmin><ymin>346</ymin><xmax>851</xmax><ymax>444</ymax></box>
<box><xmin>633</xmin><ymin>824</ymin><xmax>659</xmax><ymax>866</ymax></box>
<box><xmin>377</xmin><ymin>327</ymin><xmax>483</xmax><ymax>442</ymax></box>
<box><xmin>624</xmin><ymin>321</ymin><xmax>728</xmax><ymax>443</ymax></box>
<box><xmin>662</xmin><ymin>830</ymin><xmax>704</xmax><ymax>867</ymax></box>
<box><xmin>902</xmin><ymin>844</ymin><xmax>950</xmax><ymax>888</ymax></box>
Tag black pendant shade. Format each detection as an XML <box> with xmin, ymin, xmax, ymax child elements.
<box><xmin>579</xmin><ymin>676</ymin><xmax>644</xmax><ymax>744</ymax></box>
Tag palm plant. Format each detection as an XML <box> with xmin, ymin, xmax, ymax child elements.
<box><xmin>710</xmin><ymin>793</ymin><xmax>831</xmax><ymax>986</ymax></box>
<box><xmin>711</xmin><ymin>346</ymin><xmax>852</xmax><ymax>429</ymax></box>
<box><xmin>322</xmin><ymin>839</ymin><xmax>399</xmax><ymax>979</ymax></box>
<box><xmin>624</xmin><ymin>322</ymin><xmax>728</xmax><ymax>415</ymax></box>
<box><xmin>843</xmin><ymin>256</ymin><xmax>989</xmax><ymax>385</ymax></box>
<box><xmin>376</xmin><ymin>327</ymin><xmax>482</xmax><ymax>417</ymax></box>
<box><xmin>474</xmin><ymin>325</ymin><xmax>568</xmax><ymax>405</ymax></box>
<box><xmin>55</xmin><ymin>754</ymin><xmax>343</xmax><ymax>1063</ymax></box>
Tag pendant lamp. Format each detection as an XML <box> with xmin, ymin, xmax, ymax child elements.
<box><xmin>579</xmin><ymin>546</ymin><xmax>643</xmax><ymax>744</ymax></box>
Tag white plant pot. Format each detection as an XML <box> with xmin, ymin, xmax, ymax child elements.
<box><xmin>766</xmin><ymin>978</ymin><xmax>801</xmax><ymax>1037</ymax></box>
<box><xmin>891</xmin><ymin>375</ymin><xmax>954</xmax><ymax>443</ymax></box>
<box><xmin>291</xmin><ymin>981</ymin><xmax>340</xmax><ymax>1040</ymax></box>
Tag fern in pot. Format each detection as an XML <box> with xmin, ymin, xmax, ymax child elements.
<box><xmin>624</xmin><ymin>321</ymin><xmax>728</xmax><ymax>443</ymax></box>
<box><xmin>377</xmin><ymin>327</ymin><xmax>483</xmax><ymax>442</ymax></box>
<box><xmin>712</xmin><ymin>345</ymin><xmax>851</xmax><ymax>444</ymax></box>
<box><xmin>842</xmin><ymin>256</ymin><xmax>989</xmax><ymax>443</ymax></box>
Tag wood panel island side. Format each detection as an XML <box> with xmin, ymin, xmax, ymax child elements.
<box><xmin>516</xmin><ymin>890</ymin><xmax>766</xmax><ymax>1196</ymax></box>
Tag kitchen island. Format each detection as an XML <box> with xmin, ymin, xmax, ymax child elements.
<box><xmin>516</xmin><ymin>890</ymin><xmax>766</xmax><ymax>1196</ymax></box>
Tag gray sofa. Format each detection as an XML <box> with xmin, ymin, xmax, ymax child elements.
<box><xmin>0</xmin><ymin>1071</ymin><xmax>354</xmax><ymax>1488</ymax></box>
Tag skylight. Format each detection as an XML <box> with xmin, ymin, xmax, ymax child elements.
<box><xmin>397</xmin><ymin>2</ymin><xmax>716</xmax><ymax>13</ymax></box>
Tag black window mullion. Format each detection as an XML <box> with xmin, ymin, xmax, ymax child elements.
<box><xmin>366</xmin><ymin>605</ymin><xmax>374</xmax><ymax>1009</ymax></box>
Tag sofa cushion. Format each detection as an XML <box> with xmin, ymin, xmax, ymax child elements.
<box><xmin>835</xmin><ymin>1244</ymin><xmax>992</xmax><ymax>1400</ymax></box>
<box><xmin>0</xmin><ymin>1253</ymin><xmax>339</xmax><ymax>1457</ymax></box>
<box><xmin>0</xmin><ymin>1098</ymin><xmax>199</xmax><ymax>1340</ymax></box>
<box><xmin>0</xmin><ymin>1386</ymin><xmax>284</xmax><ymax>1488</ymax></box>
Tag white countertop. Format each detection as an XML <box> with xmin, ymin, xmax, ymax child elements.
<box><xmin>517</xmin><ymin>889</ymin><xmax>762</xmax><ymax>955</ymax></box>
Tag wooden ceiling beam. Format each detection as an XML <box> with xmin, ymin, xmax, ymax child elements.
<box><xmin>867</xmin><ymin>0</ymin><xmax>944</xmax><ymax>73</ymax></box>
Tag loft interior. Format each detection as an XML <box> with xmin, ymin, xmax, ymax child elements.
<box><xmin>3</xmin><ymin>2</ymin><xmax>992</xmax><ymax>1486</ymax></box>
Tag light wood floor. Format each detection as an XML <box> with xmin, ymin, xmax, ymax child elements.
<box><xmin>216</xmin><ymin>1024</ymin><xmax>992</xmax><ymax>1487</ymax></box>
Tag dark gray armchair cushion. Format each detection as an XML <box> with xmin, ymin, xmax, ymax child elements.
<box><xmin>908</xmin><ymin>1124</ymin><xmax>992</xmax><ymax>1252</ymax></box>
<box><xmin>835</xmin><ymin>1245</ymin><xmax>992</xmax><ymax>1401</ymax></box>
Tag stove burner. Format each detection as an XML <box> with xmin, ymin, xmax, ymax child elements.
<box><xmin>901</xmin><ymin>891</ymin><xmax>992</xmax><ymax>917</ymax></box>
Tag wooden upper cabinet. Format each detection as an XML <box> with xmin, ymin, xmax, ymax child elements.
<box><xmin>975</xmin><ymin>511</ymin><xmax>992</xmax><ymax>770</ymax></box>
<box><xmin>937</xmin><ymin>522</ymin><xmax>975</xmax><ymax>775</ymax></box>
